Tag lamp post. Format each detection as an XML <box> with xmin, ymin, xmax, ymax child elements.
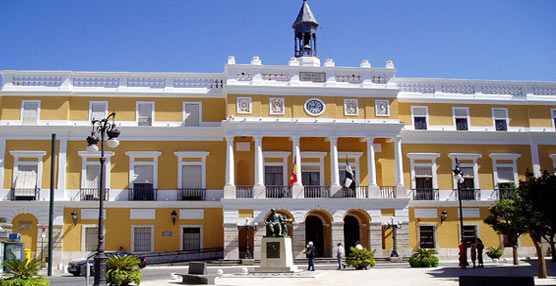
<box><xmin>237</xmin><ymin>218</ymin><xmax>258</xmax><ymax>259</ymax></box>
<box><xmin>86</xmin><ymin>112</ymin><xmax>120</xmax><ymax>286</ymax></box>
<box><xmin>383</xmin><ymin>217</ymin><xmax>402</xmax><ymax>257</ymax></box>
<box><xmin>452</xmin><ymin>159</ymin><xmax>465</xmax><ymax>242</ymax></box>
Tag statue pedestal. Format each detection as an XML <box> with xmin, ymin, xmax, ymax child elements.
<box><xmin>255</xmin><ymin>237</ymin><xmax>298</xmax><ymax>273</ymax></box>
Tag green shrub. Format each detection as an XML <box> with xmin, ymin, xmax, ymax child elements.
<box><xmin>485</xmin><ymin>246</ymin><xmax>503</xmax><ymax>259</ymax></box>
<box><xmin>409</xmin><ymin>248</ymin><xmax>439</xmax><ymax>267</ymax></box>
<box><xmin>106</xmin><ymin>255</ymin><xmax>142</xmax><ymax>286</ymax></box>
<box><xmin>0</xmin><ymin>278</ymin><xmax>50</xmax><ymax>286</ymax></box>
<box><xmin>345</xmin><ymin>247</ymin><xmax>376</xmax><ymax>269</ymax></box>
<box><xmin>3</xmin><ymin>259</ymin><xmax>43</xmax><ymax>280</ymax></box>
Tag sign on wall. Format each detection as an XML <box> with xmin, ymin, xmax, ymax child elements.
<box><xmin>299</xmin><ymin>72</ymin><xmax>326</xmax><ymax>82</ymax></box>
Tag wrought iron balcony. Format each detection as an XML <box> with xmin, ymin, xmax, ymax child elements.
<box><xmin>79</xmin><ymin>188</ymin><xmax>109</xmax><ymax>201</ymax></box>
<box><xmin>304</xmin><ymin>186</ymin><xmax>330</xmax><ymax>198</ymax></box>
<box><xmin>456</xmin><ymin>188</ymin><xmax>481</xmax><ymax>200</ymax></box>
<box><xmin>495</xmin><ymin>186</ymin><xmax>515</xmax><ymax>200</ymax></box>
<box><xmin>236</xmin><ymin>185</ymin><xmax>253</xmax><ymax>198</ymax></box>
<box><xmin>128</xmin><ymin>188</ymin><xmax>158</xmax><ymax>201</ymax></box>
<box><xmin>10</xmin><ymin>187</ymin><xmax>40</xmax><ymax>201</ymax></box>
<box><xmin>412</xmin><ymin>188</ymin><xmax>439</xmax><ymax>200</ymax></box>
<box><xmin>341</xmin><ymin>186</ymin><xmax>368</xmax><ymax>198</ymax></box>
<box><xmin>379</xmin><ymin>186</ymin><xmax>396</xmax><ymax>198</ymax></box>
<box><xmin>178</xmin><ymin>188</ymin><xmax>206</xmax><ymax>201</ymax></box>
<box><xmin>265</xmin><ymin>185</ymin><xmax>291</xmax><ymax>199</ymax></box>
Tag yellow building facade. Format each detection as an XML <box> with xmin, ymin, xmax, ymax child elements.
<box><xmin>1</xmin><ymin>1</ymin><xmax>556</xmax><ymax>266</ymax></box>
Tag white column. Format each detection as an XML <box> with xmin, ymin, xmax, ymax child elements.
<box><xmin>254</xmin><ymin>136</ymin><xmax>264</xmax><ymax>186</ymax></box>
<box><xmin>225</xmin><ymin>136</ymin><xmax>235</xmax><ymax>186</ymax></box>
<box><xmin>530</xmin><ymin>143</ymin><xmax>541</xmax><ymax>177</ymax></box>
<box><xmin>394</xmin><ymin>136</ymin><xmax>404</xmax><ymax>186</ymax></box>
<box><xmin>330</xmin><ymin>137</ymin><xmax>340</xmax><ymax>187</ymax></box>
<box><xmin>56</xmin><ymin>137</ymin><xmax>67</xmax><ymax>197</ymax></box>
<box><xmin>291</xmin><ymin>136</ymin><xmax>302</xmax><ymax>186</ymax></box>
<box><xmin>366</xmin><ymin>137</ymin><xmax>377</xmax><ymax>187</ymax></box>
<box><xmin>0</xmin><ymin>137</ymin><xmax>5</xmax><ymax>192</ymax></box>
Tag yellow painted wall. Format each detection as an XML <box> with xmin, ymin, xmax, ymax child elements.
<box><xmin>12</xmin><ymin>213</ymin><xmax>39</xmax><ymax>252</ymax></box>
<box><xmin>3</xmin><ymin>140</ymin><xmax>59</xmax><ymax>189</ymax></box>
<box><xmin>376</xmin><ymin>139</ymin><xmax>396</xmax><ymax>186</ymax></box>
<box><xmin>62</xmin><ymin>208</ymin><xmax>223</xmax><ymax>252</ymax></box>
<box><xmin>402</xmin><ymin>144</ymin><xmax>532</xmax><ymax>190</ymax></box>
<box><xmin>539</xmin><ymin>145</ymin><xmax>556</xmax><ymax>173</ymax></box>
<box><xmin>528</xmin><ymin>105</ymin><xmax>556</xmax><ymax>128</ymax></box>
<box><xmin>235</xmin><ymin>137</ymin><xmax>254</xmax><ymax>186</ymax></box>
<box><xmin>65</xmin><ymin>140</ymin><xmax>225</xmax><ymax>190</ymax></box>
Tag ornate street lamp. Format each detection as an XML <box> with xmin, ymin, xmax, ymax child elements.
<box><xmin>237</xmin><ymin>218</ymin><xmax>258</xmax><ymax>259</ymax></box>
<box><xmin>86</xmin><ymin>112</ymin><xmax>120</xmax><ymax>286</ymax></box>
<box><xmin>452</xmin><ymin>159</ymin><xmax>465</xmax><ymax>242</ymax></box>
<box><xmin>383</xmin><ymin>217</ymin><xmax>402</xmax><ymax>257</ymax></box>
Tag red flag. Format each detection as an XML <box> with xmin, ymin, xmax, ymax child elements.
<box><xmin>288</xmin><ymin>157</ymin><xmax>297</xmax><ymax>186</ymax></box>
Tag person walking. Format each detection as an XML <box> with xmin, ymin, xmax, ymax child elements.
<box><xmin>470</xmin><ymin>242</ymin><xmax>477</xmax><ymax>268</ymax></box>
<box><xmin>304</xmin><ymin>241</ymin><xmax>316</xmax><ymax>271</ymax></box>
<box><xmin>476</xmin><ymin>238</ymin><xmax>484</xmax><ymax>268</ymax></box>
<box><xmin>458</xmin><ymin>240</ymin><xmax>468</xmax><ymax>269</ymax></box>
<box><xmin>336</xmin><ymin>242</ymin><xmax>346</xmax><ymax>269</ymax></box>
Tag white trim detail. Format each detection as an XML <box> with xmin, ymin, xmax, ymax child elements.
<box><xmin>411</xmin><ymin>106</ymin><xmax>429</xmax><ymax>130</ymax></box>
<box><xmin>81</xmin><ymin>209</ymin><xmax>106</xmax><ymax>220</ymax></box>
<box><xmin>344</xmin><ymin>98</ymin><xmax>359</xmax><ymax>116</ymax></box>
<box><xmin>179</xmin><ymin>209</ymin><xmax>205</xmax><ymax>220</ymax></box>
<box><xmin>136</xmin><ymin>101</ymin><xmax>155</xmax><ymax>126</ymax></box>
<box><xmin>489</xmin><ymin>153</ymin><xmax>521</xmax><ymax>187</ymax></box>
<box><xmin>458</xmin><ymin>208</ymin><xmax>481</xmax><ymax>218</ymax></box>
<box><xmin>183</xmin><ymin>101</ymin><xmax>202</xmax><ymax>126</ymax></box>
<box><xmin>20</xmin><ymin>100</ymin><xmax>41</xmax><ymax>125</ymax></box>
<box><xmin>375</xmin><ymin>100</ymin><xmax>390</xmax><ymax>117</ymax></box>
<box><xmin>174</xmin><ymin>151</ymin><xmax>210</xmax><ymax>189</ymax></box>
<box><xmin>126</xmin><ymin>151</ymin><xmax>162</xmax><ymax>189</ymax></box>
<box><xmin>452</xmin><ymin>107</ymin><xmax>470</xmax><ymax>131</ymax></box>
<box><xmin>236</xmin><ymin>97</ymin><xmax>252</xmax><ymax>114</ymax></box>
<box><xmin>269</xmin><ymin>97</ymin><xmax>285</xmax><ymax>115</ymax></box>
<box><xmin>10</xmin><ymin>150</ymin><xmax>47</xmax><ymax>188</ymax></box>
<box><xmin>131</xmin><ymin>224</ymin><xmax>154</xmax><ymax>252</ymax></box>
<box><xmin>89</xmin><ymin>101</ymin><xmax>108</xmax><ymax>121</ymax></box>
<box><xmin>407</xmin><ymin>153</ymin><xmax>441</xmax><ymax>190</ymax></box>
<box><xmin>179</xmin><ymin>225</ymin><xmax>204</xmax><ymax>251</ymax></box>
<box><xmin>414</xmin><ymin>208</ymin><xmax>437</xmax><ymax>219</ymax></box>
<box><xmin>78</xmin><ymin>151</ymin><xmax>114</xmax><ymax>192</ymax></box>
<box><xmin>448</xmin><ymin>153</ymin><xmax>482</xmax><ymax>191</ymax></box>
<box><xmin>130</xmin><ymin>209</ymin><xmax>156</xmax><ymax>220</ymax></box>
<box><xmin>492</xmin><ymin>107</ymin><xmax>509</xmax><ymax>131</ymax></box>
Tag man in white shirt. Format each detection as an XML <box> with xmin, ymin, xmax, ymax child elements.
<box><xmin>355</xmin><ymin>241</ymin><xmax>363</xmax><ymax>250</ymax></box>
<box><xmin>336</xmin><ymin>242</ymin><xmax>346</xmax><ymax>269</ymax></box>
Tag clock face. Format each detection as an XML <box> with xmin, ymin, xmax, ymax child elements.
<box><xmin>304</xmin><ymin>98</ymin><xmax>326</xmax><ymax>116</ymax></box>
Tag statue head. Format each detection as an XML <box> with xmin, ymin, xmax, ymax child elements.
<box><xmin>270</xmin><ymin>208</ymin><xmax>276</xmax><ymax>215</ymax></box>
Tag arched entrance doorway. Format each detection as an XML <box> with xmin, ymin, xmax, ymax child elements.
<box><xmin>343</xmin><ymin>215</ymin><xmax>360</xmax><ymax>250</ymax></box>
<box><xmin>12</xmin><ymin>213</ymin><xmax>38</xmax><ymax>256</ymax></box>
<box><xmin>305</xmin><ymin>215</ymin><xmax>324</xmax><ymax>258</ymax></box>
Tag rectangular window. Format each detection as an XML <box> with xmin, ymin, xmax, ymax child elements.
<box><xmin>84</xmin><ymin>227</ymin><xmax>99</xmax><ymax>252</ymax></box>
<box><xmin>181</xmin><ymin>165</ymin><xmax>202</xmax><ymax>188</ymax></box>
<box><xmin>412</xmin><ymin>107</ymin><xmax>428</xmax><ymax>130</ymax></box>
<box><xmin>132</xmin><ymin>165</ymin><xmax>155</xmax><ymax>200</ymax></box>
<box><xmin>84</xmin><ymin>165</ymin><xmax>100</xmax><ymax>189</ymax></box>
<box><xmin>493</xmin><ymin>108</ymin><xmax>508</xmax><ymax>131</ymax></box>
<box><xmin>133</xmin><ymin>226</ymin><xmax>152</xmax><ymax>252</ymax></box>
<box><xmin>21</xmin><ymin>101</ymin><xmax>39</xmax><ymax>125</ymax></box>
<box><xmin>419</xmin><ymin>226</ymin><xmax>435</xmax><ymax>248</ymax></box>
<box><xmin>462</xmin><ymin>225</ymin><xmax>477</xmax><ymax>246</ymax></box>
<box><xmin>265</xmin><ymin>166</ymin><xmax>284</xmax><ymax>186</ymax></box>
<box><xmin>183</xmin><ymin>103</ymin><xmax>200</xmax><ymax>127</ymax></box>
<box><xmin>459</xmin><ymin>166</ymin><xmax>476</xmax><ymax>200</ymax></box>
<box><xmin>453</xmin><ymin>107</ymin><xmax>469</xmax><ymax>131</ymax></box>
<box><xmin>182</xmin><ymin>227</ymin><xmax>201</xmax><ymax>251</ymax></box>
<box><xmin>414</xmin><ymin>166</ymin><xmax>434</xmax><ymax>200</ymax></box>
<box><xmin>552</xmin><ymin>109</ymin><xmax>556</xmax><ymax>131</ymax></box>
<box><xmin>13</xmin><ymin>165</ymin><xmax>39</xmax><ymax>199</ymax></box>
<box><xmin>137</xmin><ymin>102</ymin><xmax>153</xmax><ymax>126</ymax></box>
<box><xmin>301</xmin><ymin>165</ymin><xmax>321</xmax><ymax>186</ymax></box>
<box><xmin>90</xmin><ymin>102</ymin><xmax>108</xmax><ymax>121</ymax></box>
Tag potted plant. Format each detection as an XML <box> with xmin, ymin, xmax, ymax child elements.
<box><xmin>0</xmin><ymin>258</ymin><xmax>50</xmax><ymax>286</ymax></box>
<box><xmin>408</xmin><ymin>248</ymin><xmax>439</xmax><ymax>267</ymax></box>
<box><xmin>485</xmin><ymin>246</ymin><xmax>503</xmax><ymax>262</ymax></box>
<box><xmin>345</xmin><ymin>247</ymin><xmax>376</xmax><ymax>270</ymax></box>
<box><xmin>106</xmin><ymin>255</ymin><xmax>143</xmax><ymax>286</ymax></box>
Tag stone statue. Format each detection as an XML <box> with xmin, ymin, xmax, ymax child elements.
<box><xmin>265</xmin><ymin>208</ymin><xmax>292</xmax><ymax>237</ymax></box>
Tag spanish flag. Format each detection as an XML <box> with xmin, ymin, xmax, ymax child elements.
<box><xmin>288</xmin><ymin>157</ymin><xmax>298</xmax><ymax>186</ymax></box>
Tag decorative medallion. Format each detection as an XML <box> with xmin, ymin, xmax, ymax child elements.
<box><xmin>344</xmin><ymin>99</ymin><xmax>359</xmax><ymax>116</ymax></box>
<box><xmin>375</xmin><ymin>100</ymin><xmax>390</xmax><ymax>117</ymax></box>
<box><xmin>237</xmin><ymin>97</ymin><xmax>252</xmax><ymax>114</ymax></box>
<box><xmin>269</xmin><ymin>97</ymin><xmax>285</xmax><ymax>115</ymax></box>
<box><xmin>304</xmin><ymin>98</ymin><xmax>325</xmax><ymax>116</ymax></box>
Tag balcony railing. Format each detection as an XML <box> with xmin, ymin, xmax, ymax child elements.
<box><xmin>379</xmin><ymin>186</ymin><xmax>396</xmax><ymax>198</ymax></box>
<box><xmin>236</xmin><ymin>185</ymin><xmax>253</xmax><ymax>198</ymax></box>
<box><xmin>265</xmin><ymin>186</ymin><xmax>291</xmax><ymax>198</ymax></box>
<box><xmin>178</xmin><ymin>188</ymin><xmax>206</xmax><ymax>201</ymax></box>
<box><xmin>341</xmin><ymin>186</ymin><xmax>368</xmax><ymax>198</ymax></box>
<box><xmin>412</xmin><ymin>188</ymin><xmax>439</xmax><ymax>200</ymax></box>
<box><xmin>456</xmin><ymin>188</ymin><xmax>481</xmax><ymax>200</ymax></box>
<box><xmin>128</xmin><ymin>188</ymin><xmax>158</xmax><ymax>201</ymax></box>
<box><xmin>10</xmin><ymin>187</ymin><xmax>40</xmax><ymax>201</ymax></box>
<box><xmin>304</xmin><ymin>186</ymin><xmax>330</xmax><ymax>198</ymax></box>
<box><xmin>495</xmin><ymin>187</ymin><xmax>515</xmax><ymax>200</ymax></box>
<box><xmin>79</xmin><ymin>188</ymin><xmax>109</xmax><ymax>201</ymax></box>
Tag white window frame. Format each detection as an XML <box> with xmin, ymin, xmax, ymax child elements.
<box><xmin>126</xmin><ymin>151</ymin><xmax>162</xmax><ymax>189</ymax></box>
<box><xmin>174</xmin><ymin>151</ymin><xmax>210</xmax><ymax>189</ymax></box>
<box><xmin>131</xmin><ymin>225</ymin><xmax>155</xmax><ymax>252</ymax></box>
<box><xmin>448</xmin><ymin>153</ymin><xmax>482</xmax><ymax>190</ymax></box>
<box><xmin>78</xmin><ymin>151</ymin><xmax>114</xmax><ymax>190</ymax></box>
<box><xmin>338</xmin><ymin>152</ymin><xmax>363</xmax><ymax>186</ymax></box>
<box><xmin>81</xmin><ymin>224</ymin><xmax>103</xmax><ymax>252</ymax></box>
<box><xmin>10</xmin><ymin>150</ymin><xmax>46</xmax><ymax>189</ymax></box>
<box><xmin>550</xmin><ymin>154</ymin><xmax>556</xmax><ymax>174</ymax></box>
<box><xmin>269</xmin><ymin>97</ymin><xmax>285</xmax><ymax>115</ymax></box>
<box><xmin>182</xmin><ymin>102</ymin><xmax>202</xmax><ymax>126</ymax></box>
<box><xmin>452</xmin><ymin>107</ymin><xmax>470</xmax><ymax>131</ymax></box>
<box><xmin>492</xmin><ymin>108</ymin><xmax>509</xmax><ymax>131</ymax></box>
<box><xmin>263</xmin><ymin>151</ymin><xmax>291</xmax><ymax>186</ymax></box>
<box><xmin>343</xmin><ymin>99</ymin><xmax>359</xmax><ymax>116</ymax></box>
<box><xmin>551</xmin><ymin>108</ymin><xmax>556</xmax><ymax>131</ymax></box>
<box><xmin>489</xmin><ymin>153</ymin><xmax>521</xmax><ymax>188</ymax></box>
<box><xmin>417</xmin><ymin>223</ymin><xmax>438</xmax><ymax>249</ymax></box>
<box><xmin>89</xmin><ymin>101</ymin><xmax>108</xmax><ymax>121</ymax></box>
<box><xmin>407</xmin><ymin>153</ymin><xmax>440</xmax><ymax>190</ymax></box>
<box><xmin>20</xmin><ymin>100</ymin><xmax>41</xmax><ymax>125</ymax></box>
<box><xmin>179</xmin><ymin>224</ymin><xmax>204</xmax><ymax>251</ymax></box>
<box><xmin>300</xmin><ymin>151</ymin><xmax>327</xmax><ymax>186</ymax></box>
<box><xmin>411</xmin><ymin>106</ymin><xmax>429</xmax><ymax>130</ymax></box>
<box><xmin>136</xmin><ymin>101</ymin><xmax>155</xmax><ymax>126</ymax></box>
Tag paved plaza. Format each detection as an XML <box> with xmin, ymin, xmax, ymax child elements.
<box><xmin>139</xmin><ymin>260</ymin><xmax>556</xmax><ymax>286</ymax></box>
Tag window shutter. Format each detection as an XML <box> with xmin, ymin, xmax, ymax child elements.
<box><xmin>415</xmin><ymin>166</ymin><xmax>433</xmax><ymax>177</ymax></box>
<box><xmin>454</xmin><ymin>108</ymin><xmax>468</xmax><ymax>117</ymax></box>
<box><xmin>413</xmin><ymin>107</ymin><xmax>427</xmax><ymax>116</ymax></box>
<box><xmin>14</xmin><ymin>165</ymin><xmax>38</xmax><ymax>196</ymax></box>
<box><xmin>182</xmin><ymin>165</ymin><xmax>202</xmax><ymax>188</ymax></box>
<box><xmin>493</xmin><ymin>109</ymin><xmax>507</xmax><ymax>119</ymax></box>
<box><xmin>85</xmin><ymin>165</ymin><xmax>101</xmax><ymax>188</ymax></box>
<box><xmin>22</xmin><ymin>102</ymin><xmax>38</xmax><ymax>125</ymax></box>
<box><xmin>91</xmin><ymin>103</ymin><xmax>107</xmax><ymax>120</ymax></box>
<box><xmin>496</xmin><ymin>167</ymin><xmax>514</xmax><ymax>183</ymax></box>
<box><xmin>133</xmin><ymin>227</ymin><xmax>152</xmax><ymax>252</ymax></box>
<box><xmin>138</xmin><ymin>103</ymin><xmax>153</xmax><ymax>126</ymax></box>
<box><xmin>184</xmin><ymin>104</ymin><xmax>199</xmax><ymax>126</ymax></box>
<box><xmin>134</xmin><ymin>165</ymin><xmax>154</xmax><ymax>183</ymax></box>
<box><xmin>85</xmin><ymin>227</ymin><xmax>99</xmax><ymax>251</ymax></box>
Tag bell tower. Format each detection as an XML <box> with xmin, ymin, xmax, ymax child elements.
<box><xmin>292</xmin><ymin>0</ymin><xmax>320</xmax><ymax>66</ymax></box>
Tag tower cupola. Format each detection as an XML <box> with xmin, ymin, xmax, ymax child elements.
<box><xmin>292</xmin><ymin>0</ymin><xmax>320</xmax><ymax>66</ymax></box>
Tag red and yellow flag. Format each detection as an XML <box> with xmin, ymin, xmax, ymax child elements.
<box><xmin>288</xmin><ymin>157</ymin><xmax>297</xmax><ymax>186</ymax></box>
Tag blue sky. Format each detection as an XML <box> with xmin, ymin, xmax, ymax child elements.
<box><xmin>1</xmin><ymin>0</ymin><xmax>555</xmax><ymax>81</ymax></box>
